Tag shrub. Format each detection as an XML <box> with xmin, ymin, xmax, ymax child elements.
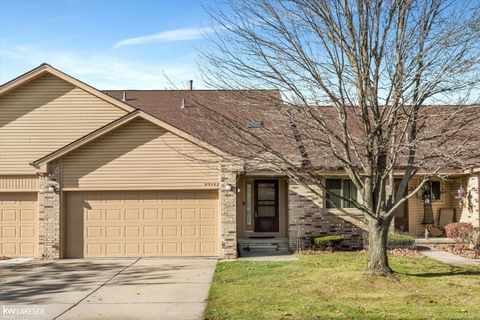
<box><xmin>311</xmin><ymin>235</ymin><xmax>344</xmax><ymax>250</ymax></box>
<box><xmin>387</xmin><ymin>234</ymin><xmax>416</xmax><ymax>249</ymax></box>
<box><xmin>445</xmin><ymin>223</ymin><xmax>473</xmax><ymax>240</ymax></box>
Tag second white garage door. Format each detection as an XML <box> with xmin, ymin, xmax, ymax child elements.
<box><xmin>65</xmin><ymin>190</ymin><xmax>219</xmax><ymax>258</ymax></box>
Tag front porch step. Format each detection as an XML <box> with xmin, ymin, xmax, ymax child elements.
<box><xmin>238</xmin><ymin>237</ymin><xmax>290</xmax><ymax>256</ymax></box>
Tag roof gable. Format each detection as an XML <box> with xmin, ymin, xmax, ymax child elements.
<box><xmin>32</xmin><ymin>110</ymin><xmax>231</xmax><ymax>170</ymax></box>
<box><xmin>0</xmin><ymin>63</ymin><xmax>135</xmax><ymax>113</ymax></box>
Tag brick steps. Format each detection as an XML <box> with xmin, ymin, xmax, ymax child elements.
<box><xmin>238</xmin><ymin>237</ymin><xmax>290</xmax><ymax>256</ymax></box>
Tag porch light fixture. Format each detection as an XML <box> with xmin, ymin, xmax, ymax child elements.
<box><xmin>224</xmin><ymin>184</ymin><xmax>234</xmax><ymax>191</ymax></box>
<box><xmin>47</xmin><ymin>185</ymin><xmax>57</xmax><ymax>193</ymax></box>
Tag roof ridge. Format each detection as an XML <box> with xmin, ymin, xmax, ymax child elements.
<box><xmin>102</xmin><ymin>89</ymin><xmax>279</xmax><ymax>92</ymax></box>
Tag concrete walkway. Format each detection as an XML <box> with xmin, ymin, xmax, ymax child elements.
<box><xmin>0</xmin><ymin>258</ymin><xmax>217</xmax><ymax>320</ymax></box>
<box><xmin>419</xmin><ymin>248</ymin><xmax>480</xmax><ymax>265</ymax></box>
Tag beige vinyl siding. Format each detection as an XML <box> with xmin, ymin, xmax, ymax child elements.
<box><xmin>0</xmin><ymin>175</ymin><xmax>38</xmax><ymax>191</ymax></box>
<box><xmin>61</xmin><ymin>118</ymin><xmax>221</xmax><ymax>190</ymax></box>
<box><xmin>237</xmin><ymin>176</ymin><xmax>288</xmax><ymax>237</ymax></box>
<box><xmin>0</xmin><ymin>73</ymin><xmax>127</xmax><ymax>174</ymax></box>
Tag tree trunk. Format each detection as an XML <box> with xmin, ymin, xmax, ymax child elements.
<box><xmin>366</xmin><ymin>217</ymin><xmax>392</xmax><ymax>275</ymax></box>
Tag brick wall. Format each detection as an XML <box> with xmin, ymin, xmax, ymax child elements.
<box><xmin>288</xmin><ymin>181</ymin><xmax>366</xmax><ymax>251</ymax></box>
<box><xmin>38</xmin><ymin>162</ymin><xmax>61</xmax><ymax>259</ymax></box>
<box><xmin>220</xmin><ymin>169</ymin><xmax>238</xmax><ymax>259</ymax></box>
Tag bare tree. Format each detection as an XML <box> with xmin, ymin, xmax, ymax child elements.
<box><xmin>190</xmin><ymin>0</ymin><xmax>480</xmax><ymax>275</ymax></box>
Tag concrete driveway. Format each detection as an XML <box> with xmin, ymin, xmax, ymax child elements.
<box><xmin>0</xmin><ymin>258</ymin><xmax>217</xmax><ymax>320</ymax></box>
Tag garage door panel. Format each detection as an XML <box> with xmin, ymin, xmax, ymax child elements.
<box><xmin>125</xmin><ymin>209</ymin><xmax>140</xmax><ymax>220</ymax></box>
<box><xmin>2</xmin><ymin>243</ymin><xmax>16</xmax><ymax>255</ymax></box>
<box><xmin>200</xmin><ymin>225</ymin><xmax>216</xmax><ymax>237</ymax></box>
<box><xmin>162</xmin><ymin>208</ymin><xmax>177</xmax><ymax>220</ymax></box>
<box><xmin>162</xmin><ymin>225</ymin><xmax>178</xmax><ymax>236</ymax></box>
<box><xmin>87</xmin><ymin>243</ymin><xmax>103</xmax><ymax>255</ymax></box>
<box><xmin>144</xmin><ymin>242</ymin><xmax>159</xmax><ymax>254</ymax></box>
<box><xmin>162</xmin><ymin>242</ymin><xmax>178</xmax><ymax>255</ymax></box>
<box><xmin>143</xmin><ymin>208</ymin><xmax>158</xmax><ymax>220</ymax></box>
<box><xmin>2</xmin><ymin>210</ymin><xmax>16</xmax><ymax>221</ymax></box>
<box><xmin>20</xmin><ymin>209</ymin><xmax>35</xmax><ymax>221</ymax></box>
<box><xmin>87</xmin><ymin>210</ymin><xmax>102</xmax><ymax>220</ymax></box>
<box><xmin>2</xmin><ymin>226</ymin><xmax>17</xmax><ymax>238</ymax></box>
<box><xmin>181</xmin><ymin>225</ymin><xmax>197</xmax><ymax>237</ymax></box>
<box><xmin>106</xmin><ymin>209</ymin><xmax>121</xmax><ymax>220</ymax></box>
<box><xmin>20</xmin><ymin>226</ymin><xmax>35</xmax><ymax>238</ymax></box>
<box><xmin>180</xmin><ymin>209</ymin><xmax>196</xmax><ymax>220</ymax></box>
<box><xmin>182</xmin><ymin>242</ymin><xmax>197</xmax><ymax>254</ymax></box>
<box><xmin>0</xmin><ymin>193</ymin><xmax>38</xmax><ymax>258</ymax></box>
<box><xmin>200</xmin><ymin>242</ymin><xmax>216</xmax><ymax>255</ymax></box>
<box><xmin>66</xmin><ymin>191</ymin><xmax>218</xmax><ymax>257</ymax></box>
<box><xmin>87</xmin><ymin>226</ymin><xmax>103</xmax><ymax>237</ymax></box>
<box><xmin>106</xmin><ymin>243</ymin><xmax>122</xmax><ymax>255</ymax></box>
<box><xmin>125</xmin><ymin>243</ymin><xmax>140</xmax><ymax>254</ymax></box>
<box><xmin>144</xmin><ymin>225</ymin><xmax>159</xmax><ymax>236</ymax></box>
<box><xmin>200</xmin><ymin>208</ymin><xmax>216</xmax><ymax>219</ymax></box>
<box><xmin>20</xmin><ymin>243</ymin><xmax>35</xmax><ymax>255</ymax></box>
<box><xmin>106</xmin><ymin>226</ymin><xmax>122</xmax><ymax>237</ymax></box>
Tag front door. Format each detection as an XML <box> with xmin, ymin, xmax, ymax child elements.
<box><xmin>254</xmin><ymin>180</ymin><xmax>279</xmax><ymax>232</ymax></box>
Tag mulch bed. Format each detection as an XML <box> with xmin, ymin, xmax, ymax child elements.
<box><xmin>301</xmin><ymin>248</ymin><xmax>423</xmax><ymax>257</ymax></box>
<box><xmin>0</xmin><ymin>255</ymin><xmax>11</xmax><ymax>260</ymax></box>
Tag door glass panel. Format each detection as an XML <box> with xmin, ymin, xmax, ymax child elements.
<box><xmin>258</xmin><ymin>200</ymin><xmax>275</xmax><ymax>205</ymax></box>
<box><xmin>254</xmin><ymin>180</ymin><xmax>279</xmax><ymax>232</ymax></box>
<box><xmin>256</xmin><ymin>182</ymin><xmax>277</xmax><ymax>218</ymax></box>
<box><xmin>257</xmin><ymin>183</ymin><xmax>276</xmax><ymax>200</ymax></box>
<box><xmin>258</xmin><ymin>206</ymin><xmax>276</xmax><ymax>217</ymax></box>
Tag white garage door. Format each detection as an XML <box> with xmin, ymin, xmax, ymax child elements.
<box><xmin>65</xmin><ymin>190</ymin><xmax>219</xmax><ymax>258</ymax></box>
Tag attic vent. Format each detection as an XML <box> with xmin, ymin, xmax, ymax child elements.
<box><xmin>247</xmin><ymin>119</ymin><xmax>263</xmax><ymax>128</ymax></box>
<box><xmin>181</xmin><ymin>98</ymin><xmax>196</xmax><ymax>108</ymax></box>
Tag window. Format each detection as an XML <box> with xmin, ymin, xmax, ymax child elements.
<box><xmin>326</xmin><ymin>179</ymin><xmax>358</xmax><ymax>209</ymax></box>
<box><xmin>246</xmin><ymin>183</ymin><xmax>252</xmax><ymax>225</ymax></box>
<box><xmin>422</xmin><ymin>180</ymin><xmax>442</xmax><ymax>201</ymax></box>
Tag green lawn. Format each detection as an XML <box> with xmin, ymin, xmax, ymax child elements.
<box><xmin>205</xmin><ymin>253</ymin><xmax>480</xmax><ymax>320</ymax></box>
